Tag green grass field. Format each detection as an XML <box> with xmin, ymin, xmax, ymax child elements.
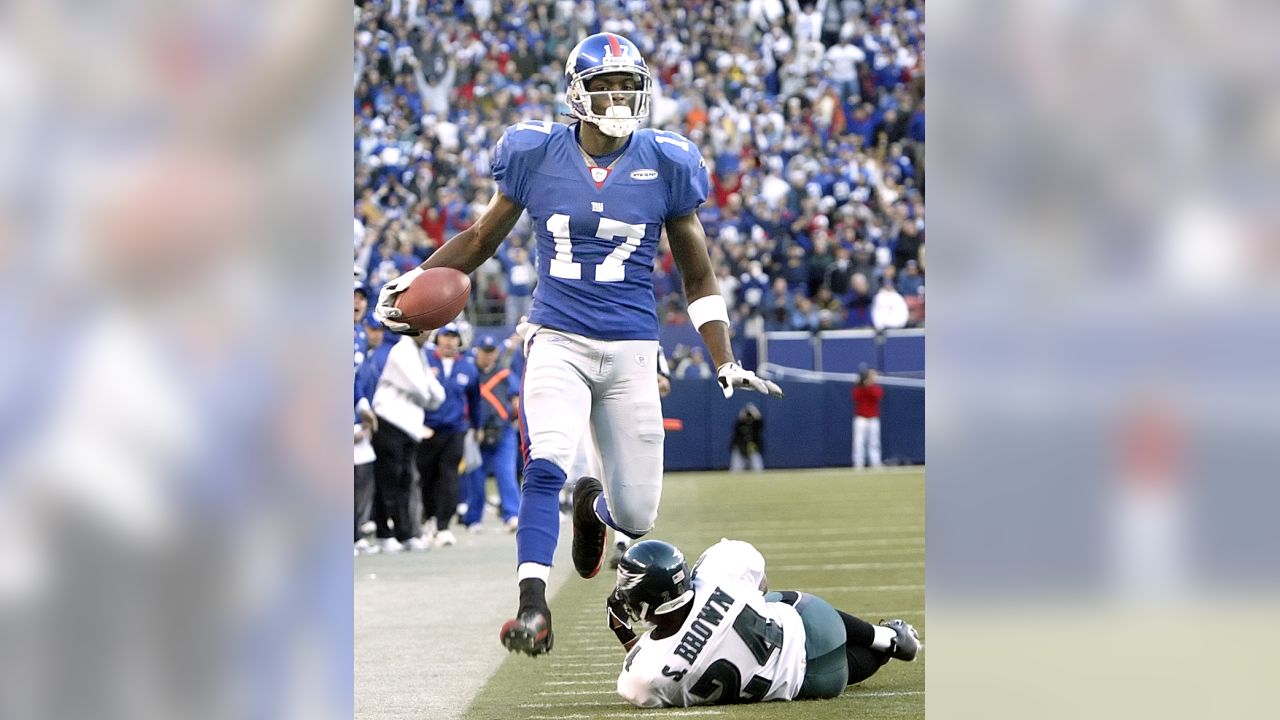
<box><xmin>463</xmin><ymin>468</ymin><xmax>924</xmax><ymax>720</ymax></box>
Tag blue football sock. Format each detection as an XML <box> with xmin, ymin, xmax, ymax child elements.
<box><xmin>516</xmin><ymin>458</ymin><xmax>565</xmax><ymax>566</ymax></box>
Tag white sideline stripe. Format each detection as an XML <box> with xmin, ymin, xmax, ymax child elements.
<box><xmin>549</xmin><ymin>661</ymin><xmax>620</xmax><ymax>669</ymax></box>
<box><xmin>806</xmin><ymin>583</ymin><xmax>924</xmax><ymax>592</ymax></box>
<box><xmin>537</xmin><ymin>689</ymin><xmax>622</xmax><ymax>696</ymax></box>
<box><xmin>544</xmin><ymin>678</ymin><xmax>617</xmax><ymax>685</ymax></box>
<box><xmin>779</xmin><ymin>560</ymin><xmax>924</xmax><ymax>571</ymax></box>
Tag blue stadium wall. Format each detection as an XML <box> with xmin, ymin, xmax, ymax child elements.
<box><xmin>661</xmin><ymin>378</ymin><xmax>924</xmax><ymax>471</ymax></box>
<box><xmin>469</xmin><ymin>324</ymin><xmax>925</xmax><ymax>471</ymax></box>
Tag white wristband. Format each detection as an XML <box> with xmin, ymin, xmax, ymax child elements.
<box><xmin>687</xmin><ymin>295</ymin><xmax>730</xmax><ymax>330</ymax></box>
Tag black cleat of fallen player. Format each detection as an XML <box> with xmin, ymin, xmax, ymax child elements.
<box><xmin>608</xmin><ymin>540</ymin><xmax>627</xmax><ymax>570</ymax></box>
<box><xmin>571</xmin><ymin>477</ymin><xmax>608</xmax><ymax>578</ymax></box>
<box><xmin>879</xmin><ymin>618</ymin><xmax>921</xmax><ymax>662</ymax></box>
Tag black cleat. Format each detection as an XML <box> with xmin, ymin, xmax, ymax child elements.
<box><xmin>571</xmin><ymin>477</ymin><xmax>608</xmax><ymax>578</ymax></box>
<box><xmin>879</xmin><ymin>618</ymin><xmax>921</xmax><ymax>662</ymax></box>
<box><xmin>500</xmin><ymin>579</ymin><xmax>554</xmax><ymax>656</ymax></box>
<box><xmin>500</xmin><ymin>609</ymin><xmax>554</xmax><ymax>656</ymax></box>
<box><xmin>608</xmin><ymin>540</ymin><xmax>627</xmax><ymax>570</ymax></box>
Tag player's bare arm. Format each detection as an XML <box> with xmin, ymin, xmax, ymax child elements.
<box><xmin>423</xmin><ymin>191</ymin><xmax>525</xmax><ymax>274</ymax></box>
<box><xmin>667</xmin><ymin>212</ymin><xmax>783</xmax><ymax>399</ymax></box>
<box><xmin>665</xmin><ymin>211</ymin><xmax>734</xmax><ymax>367</ymax></box>
<box><xmin>374</xmin><ymin>191</ymin><xmax>524</xmax><ymax>332</ymax></box>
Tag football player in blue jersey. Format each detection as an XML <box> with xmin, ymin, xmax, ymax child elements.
<box><xmin>374</xmin><ymin>32</ymin><xmax>783</xmax><ymax>657</ymax></box>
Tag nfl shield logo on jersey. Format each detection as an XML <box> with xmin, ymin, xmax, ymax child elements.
<box><xmin>590</xmin><ymin>167</ymin><xmax>609</xmax><ymax>184</ymax></box>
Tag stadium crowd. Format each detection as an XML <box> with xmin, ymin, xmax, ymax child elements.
<box><xmin>354</xmin><ymin>0</ymin><xmax>925</xmax><ymax>333</ymax></box>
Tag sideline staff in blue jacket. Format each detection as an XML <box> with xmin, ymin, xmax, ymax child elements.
<box><xmin>418</xmin><ymin>322</ymin><xmax>480</xmax><ymax>546</ymax></box>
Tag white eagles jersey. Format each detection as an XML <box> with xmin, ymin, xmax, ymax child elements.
<box><xmin>616</xmin><ymin>540</ymin><xmax>808</xmax><ymax>707</ymax></box>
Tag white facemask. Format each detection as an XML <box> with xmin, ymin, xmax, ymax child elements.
<box><xmin>596</xmin><ymin>104</ymin><xmax>639</xmax><ymax>138</ymax></box>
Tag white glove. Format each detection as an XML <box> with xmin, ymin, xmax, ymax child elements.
<box><xmin>716</xmin><ymin>362</ymin><xmax>784</xmax><ymax>399</ymax></box>
<box><xmin>373</xmin><ymin>266</ymin><xmax>424</xmax><ymax>334</ymax></box>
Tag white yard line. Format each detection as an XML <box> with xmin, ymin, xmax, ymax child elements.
<box><xmin>853</xmin><ymin>609</ymin><xmax>925</xmax><ymax>616</ymax></box>
<box><xmin>756</xmin><ymin>538</ymin><xmax>924</xmax><ymax>549</ymax></box>
<box><xmin>519</xmin><ymin>707</ymin><xmax>721</xmax><ymax>712</ymax></box>
<box><xmin>541</xmin><ymin>654</ymin><xmax>611</xmax><ymax>662</ymax></box>
<box><xmin>779</xmin><ymin>560</ymin><xmax>924</xmax><ymax>571</ymax></box>
<box><xmin>805</xmin><ymin>583</ymin><xmax>925</xmax><ymax>592</ymax></box>
<box><xmin>682</xmin><ymin>525</ymin><xmax>923</xmax><ymax>536</ymax></box>
<box><xmin>765</xmin><ymin>547</ymin><xmax>923</xmax><ymax>559</ymax></box>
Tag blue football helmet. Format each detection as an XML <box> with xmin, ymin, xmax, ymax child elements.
<box><xmin>564</xmin><ymin>32</ymin><xmax>651</xmax><ymax>138</ymax></box>
<box><xmin>615</xmin><ymin>540</ymin><xmax>694</xmax><ymax>623</ymax></box>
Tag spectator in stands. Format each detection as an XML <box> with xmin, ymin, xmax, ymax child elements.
<box><xmin>674</xmin><ymin>346</ymin><xmax>713</xmax><ymax>380</ymax></box>
<box><xmin>844</xmin><ymin>272</ymin><xmax>873</xmax><ymax>328</ymax></box>
<box><xmin>824</xmin><ymin>30</ymin><xmax>866</xmax><ymax>103</ymax></box>
<box><xmin>502</xmin><ymin>244</ymin><xmax>536</xmax><ymax>325</ymax></box>
<box><xmin>730</xmin><ymin>403</ymin><xmax>765</xmax><ymax>472</ymax></box>
<box><xmin>738</xmin><ymin>260</ymin><xmax>771</xmax><ymax>310</ymax></box>
<box><xmin>808</xmin><ymin>230</ymin><xmax>837</xmax><ymax>296</ymax></box>
<box><xmin>893</xmin><ymin>220</ymin><xmax>924</xmax><ymax>271</ymax></box>
<box><xmin>790</xmin><ymin>294</ymin><xmax>821</xmax><ymax>332</ymax></box>
<box><xmin>851</xmin><ymin>241</ymin><xmax>879</xmax><ymax>286</ymax></box>
<box><xmin>897</xmin><ymin>258</ymin><xmax>924</xmax><ymax>298</ymax></box>
<box><xmin>825</xmin><ymin>245</ymin><xmax>854</xmax><ymax>296</ymax></box>
<box><xmin>354</xmin><ymin>282</ymin><xmax>369</xmax><ymax>363</ymax></box>
<box><xmin>851</xmin><ymin>369</ymin><xmax>884</xmax><ymax>469</ymax></box>
<box><xmin>871</xmin><ymin>277</ymin><xmax>910</xmax><ymax>331</ymax></box>
<box><xmin>782</xmin><ymin>245</ymin><xmax>811</xmax><ymax>292</ymax></box>
<box><xmin>897</xmin><ymin>259</ymin><xmax>925</xmax><ymax>327</ymax></box>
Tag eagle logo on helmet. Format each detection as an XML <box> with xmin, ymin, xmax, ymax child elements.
<box><xmin>614</xmin><ymin>540</ymin><xmax>694</xmax><ymax>623</ymax></box>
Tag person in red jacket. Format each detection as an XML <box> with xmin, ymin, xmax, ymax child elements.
<box><xmin>851</xmin><ymin>369</ymin><xmax>884</xmax><ymax>468</ymax></box>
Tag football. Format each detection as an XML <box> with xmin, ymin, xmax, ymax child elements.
<box><xmin>393</xmin><ymin>267</ymin><xmax>471</xmax><ymax>332</ymax></box>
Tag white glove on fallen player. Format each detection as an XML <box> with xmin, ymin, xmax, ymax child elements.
<box><xmin>716</xmin><ymin>363</ymin><xmax>784</xmax><ymax>399</ymax></box>
<box><xmin>373</xmin><ymin>266</ymin><xmax>424</xmax><ymax>334</ymax></box>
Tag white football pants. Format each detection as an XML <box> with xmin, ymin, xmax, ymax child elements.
<box><xmin>523</xmin><ymin>326</ymin><xmax>664</xmax><ymax>535</ymax></box>
<box><xmin>853</xmin><ymin>416</ymin><xmax>882</xmax><ymax>468</ymax></box>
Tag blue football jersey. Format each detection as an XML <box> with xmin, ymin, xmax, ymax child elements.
<box><xmin>491</xmin><ymin>121</ymin><xmax>709</xmax><ymax>340</ymax></box>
